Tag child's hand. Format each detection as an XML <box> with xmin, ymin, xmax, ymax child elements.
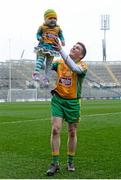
<box><xmin>61</xmin><ymin>41</ymin><xmax>65</xmax><ymax>46</ymax></box>
<box><xmin>38</xmin><ymin>37</ymin><xmax>43</xmax><ymax>42</ymax></box>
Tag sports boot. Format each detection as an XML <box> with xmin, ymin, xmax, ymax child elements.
<box><xmin>46</xmin><ymin>163</ymin><xmax>60</xmax><ymax>176</ymax></box>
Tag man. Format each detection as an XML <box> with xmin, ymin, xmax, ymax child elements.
<box><xmin>46</xmin><ymin>41</ymin><xmax>88</xmax><ymax>176</ymax></box>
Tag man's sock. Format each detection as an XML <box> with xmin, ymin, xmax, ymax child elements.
<box><xmin>52</xmin><ymin>152</ymin><xmax>59</xmax><ymax>164</ymax></box>
<box><xmin>67</xmin><ymin>152</ymin><xmax>75</xmax><ymax>164</ymax></box>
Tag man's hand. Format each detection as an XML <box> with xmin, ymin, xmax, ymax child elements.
<box><xmin>53</xmin><ymin>38</ymin><xmax>62</xmax><ymax>51</ymax></box>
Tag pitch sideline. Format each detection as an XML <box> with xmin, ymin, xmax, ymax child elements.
<box><xmin>0</xmin><ymin>111</ymin><xmax>121</xmax><ymax>125</ymax></box>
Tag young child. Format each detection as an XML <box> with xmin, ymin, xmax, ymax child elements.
<box><xmin>32</xmin><ymin>9</ymin><xmax>65</xmax><ymax>86</ymax></box>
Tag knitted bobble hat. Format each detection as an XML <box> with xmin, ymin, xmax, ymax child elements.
<box><xmin>44</xmin><ymin>9</ymin><xmax>57</xmax><ymax>20</ymax></box>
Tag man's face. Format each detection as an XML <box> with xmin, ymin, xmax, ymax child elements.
<box><xmin>69</xmin><ymin>43</ymin><xmax>83</xmax><ymax>61</ymax></box>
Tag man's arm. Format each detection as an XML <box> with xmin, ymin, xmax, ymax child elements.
<box><xmin>60</xmin><ymin>49</ymin><xmax>85</xmax><ymax>74</ymax></box>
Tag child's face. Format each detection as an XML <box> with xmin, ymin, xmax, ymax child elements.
<box><xmin>45</xmin><ymin>17</ymin><xmax>57</xmax><ymax>27</ymax></box>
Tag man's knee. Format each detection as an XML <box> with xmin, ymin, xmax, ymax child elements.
<box><xmin>51</xmin><ymin>117</ymin><xmax>62</xmax><ymax>136</ymax></box>
<box><xmin>52</xmin><ymin>126</ymin><xmax>60</xmax><ymax>136</ymax></box>
<box><xmin>68</xmin><ymin>125</ymin><xmax>77</xmax><ymax>138</ymax></box>
<box><xmin>69</xmin><ymin>129</ymin><xmax>75</xmax><ymax>138</ymax></box>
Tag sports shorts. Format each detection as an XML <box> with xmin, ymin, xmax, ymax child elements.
<box><xmin>51</xmin><ymin>93</ymin><xmax>81</xmax><ymax>123</ymax></box>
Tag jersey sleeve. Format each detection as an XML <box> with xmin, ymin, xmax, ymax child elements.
<box><xmin>51</xmin><ymin>61</ymin><xmax>60</xmax><ymax>71</ymax></box>
<box><xmin>58</xmin><ymin>27</ymin><xmax>65</xmax><ymax>42</ymax></box>
<box><xmin>36</xmin><ymin>26</ymin><xmax>43</xmax><ymax>40</ymax></box>
<box><xmin>51</xmin><ymin>60</ymin><xmax>63</xmax><ymax>71</ymax></box>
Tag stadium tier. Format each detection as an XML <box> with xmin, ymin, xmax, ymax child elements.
<box><xmin>0</xmin><ymin>60</ymin><xmax>121</xmax><ymax>101</ymax></box>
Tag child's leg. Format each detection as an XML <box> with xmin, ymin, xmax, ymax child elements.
<box><xmin>32</xmin><ymin>52</ymin><xmax>45</xmax><ymax>81</ymax></box>
<box><xmin>44</xmin><ymin>55</ymin><xmax>54</xmax><ymax>82</ymax></box>
<box><xmin>34</xmin><ymin>53</ymin><xmax>45</xmax><ymax>72</ymax></box>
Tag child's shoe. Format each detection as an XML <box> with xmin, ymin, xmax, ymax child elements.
<box><xmin>43</xmin><ymin>78</ymin><xmax>50</xmax><ymax>87</ymax></box>
<box><xmin>32</xmin><ymin>72</ymin><xmax>40</xmax><ymax>81</ymax></box>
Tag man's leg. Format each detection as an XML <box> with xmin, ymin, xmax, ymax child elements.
<box><xmin>51</xmin><ymin>117</ymin><xmax>63</xmax><ymax>162</ymax></box>
<box><xmin>67</xmin><ymin>123</ymin><xmax>78</xmax><ymax>171</ymax></box>
<box><xmin>47</xmin><ymin>117</ymin><xmax>63</xmax><ymax>176</ymax></box>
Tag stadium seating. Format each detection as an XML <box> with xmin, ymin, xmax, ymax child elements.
<box><xmin>0</xmin><ymin>60</ymin><xmax>121</xmax><ymax>101</ymax></box>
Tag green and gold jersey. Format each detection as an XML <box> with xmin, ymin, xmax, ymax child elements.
<box><xmin>37</xmin><ymin>24</ymin><xmax>64</xmax><ymax>44</ymax></box>
<box><xmin>52</xmin><ymin>59</ymin><xmax>88</xmax><ymax>99</ymax></box>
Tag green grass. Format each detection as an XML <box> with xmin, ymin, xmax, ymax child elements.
<box><xmin>0</xmin><ymin>100</ymin><xmax>121</xmax><ymax>179</ymax></box>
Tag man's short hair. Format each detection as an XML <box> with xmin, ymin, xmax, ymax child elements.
<box><xmin>77</xmin><ymin>42</ymin><xmax>87</xmax><ymax>59</ymax></box>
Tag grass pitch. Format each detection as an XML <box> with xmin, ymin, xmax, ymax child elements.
<box><xmin>0</xmin><ymin>100</ymin><xmax>121</xmax><ymax>179</ymax></box>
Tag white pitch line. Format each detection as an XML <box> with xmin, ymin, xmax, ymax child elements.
<box><xmin>0</xmin><ymin>118</ymin><xmax>49</xmax><ymax>125</ymax></box>
<box><xmin>0</xmin><ymin>111</ymin><xmax>121</xmax><ymax>125</ymax></box>
<box><xmin>83</xmin><ymin>111</ymin><xmax>121</xmax><ymax>117</ymax></box>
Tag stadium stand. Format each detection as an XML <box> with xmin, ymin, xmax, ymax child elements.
<box><xmin>0</xmin><ymin>59</ymin><xmax>121</xmax><ymax>101</ymax></box>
